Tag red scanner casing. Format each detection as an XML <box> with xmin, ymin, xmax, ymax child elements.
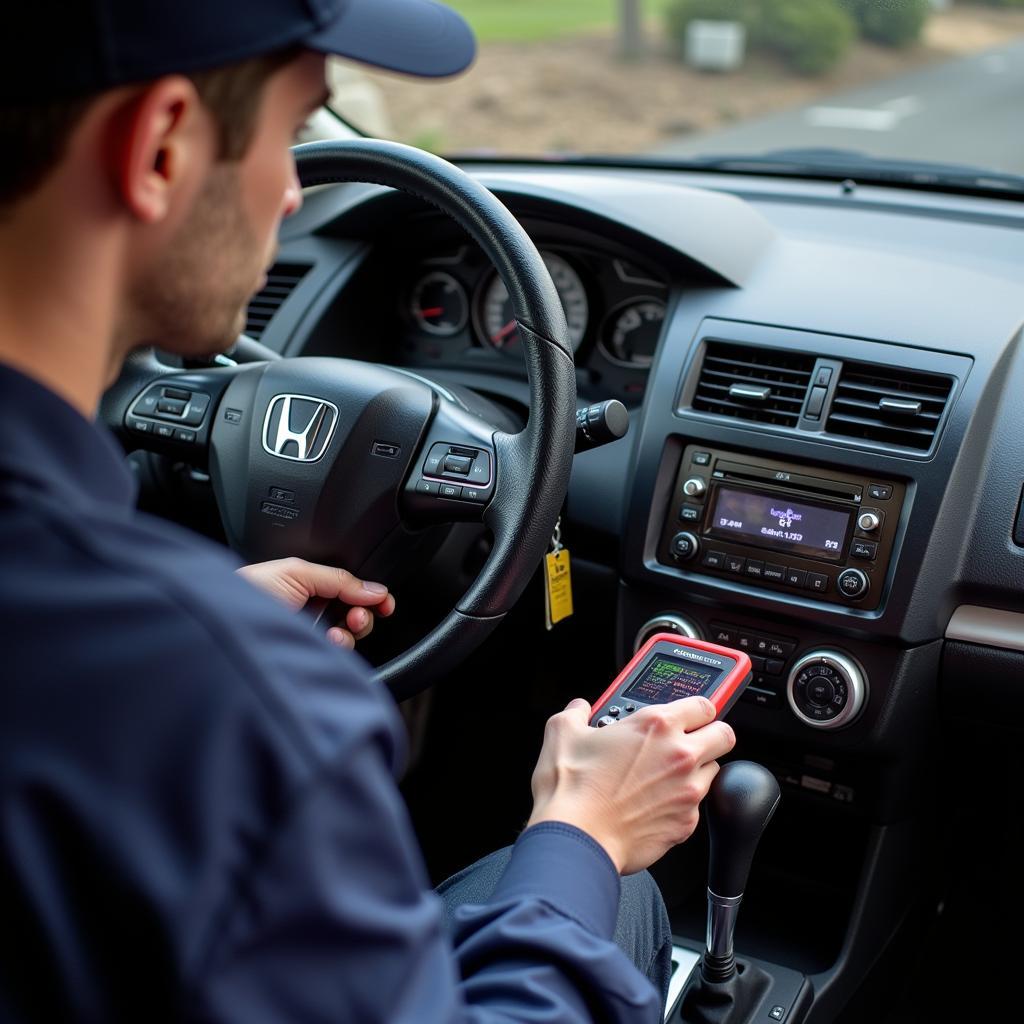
<box><xmin>590</xmin><ymin>633</ymin><xmax>753</xmax><ymax>726</ymax></box>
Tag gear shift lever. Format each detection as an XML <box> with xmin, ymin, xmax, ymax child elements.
<box><xmin>702</xmin><ymin>761</ymin><xmax>781</xmax><ymax>983</ymax></box>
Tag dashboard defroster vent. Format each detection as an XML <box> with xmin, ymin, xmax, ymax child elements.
<box><xmin>692</xmin><ymin>342</ymin><xmax>815</xmax><ymax>428</ymax></box>
<box><xmin>244</xmin><ymin>263</ymin><xmax>311</xmax><ymax>340</ymax></box>
<box><xmin>826</xmin><ymin>362</ymin><xmax>953</xmax><ymax>452</ymax></box>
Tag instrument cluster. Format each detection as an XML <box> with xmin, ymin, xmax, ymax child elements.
<box><xmin>397</xmin><ymin>241</ymin><xmax>671</xmax><ymax>400</ymax></box>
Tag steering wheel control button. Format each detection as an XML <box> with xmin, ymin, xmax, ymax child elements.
<box><xmin>155</xmin><ymin>424</ymin><xmax>175</xmax><ymax>439</ymax></box>
<box><xmin>128</xmin><ymin>418</ymin><xmax>151</xmax><ymax>433</ymax></box>
<box><xmin>837</xmin><ymin>568</ymin><xmax>869</xmax><ymax>600</ymax></box>
<box><xmin>443</xmin><ymin>454</ymin><xmax>472</xmax><ymax>475</ymax></box>
<box><xmin>439</xmin><ymin>484</ymin><xmax>462</xmax><ymax>500</ymax></box>
<box><xmin>868</xmin><ymin>483</ymin><xmax>892</xmax><ymax>501</ymax></box>
<box><xmin>174</xmin><ymin>429</ymin><xmax>196</xmax><ymax>444</ymax></box>
<box><xmin>787</xmin><ymin>650</ymin><xmax>867</xmax><ymax>729</ymax></box>
<box><xmin>415</xmin><ymin>480</ymin><xmax>439</xmax><ymax>496</ymax></box>
<box><xmin>701</xmin><ymin>549</ymin><xmax>726</xmax><ymax>569</ymax></box>
<box><xmin>157</xmin><ymin>399</ymin><xmax>186</xmax><ymax>416</ymax></box>
<box><xmin>806</xmin><ymin>572</ymin><xmax>829</xmax><ymax>593</ymax></box>
<box><xmin>223</xmin><ymin>408</ymin><xmax>242</xmax><ymax>424</ymax></box>
<box><xmin>682</xmin><ymin>476</ymin><xmax>707</xmax><ymax>498</ymax></box>
<box><xmin>462</xmin><ymin>488</ymin><xmax>486</xmax><ymax>503</ymax></box>
<box><xmin>857</xmin><ymin>510</ymin><xmax>882</xmax><ymax>532</ymax></box>
<box><xmin>372</xmin><ymin>442</ymin><xmax>402</xmax><ymax>459</ymax></box>
<box><xmin>669</xmin><ymin>531</ymin><xmax>699</xmax><ymax>562</ymax></box>
<box><xmin>182</xmin><ymin>392</ymin><xmax>211</xmax><ymax>426</ymax></box>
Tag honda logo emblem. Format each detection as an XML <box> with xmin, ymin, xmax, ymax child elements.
<box><xmin>262</xmin><ymin>394</ymin><xmax>339</xmax><ymax>462</ymax></box>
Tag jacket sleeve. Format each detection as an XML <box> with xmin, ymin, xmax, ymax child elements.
<box><xmin>187</xmin><ymin>696</ymin><xmax>662</xmax><ymax>1024</ymax></box>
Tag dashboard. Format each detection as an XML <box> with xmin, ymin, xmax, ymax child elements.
<box><xmin>238</xmin><ymin>159</ymin><xmax>1024</xmax><ymax>1023</ymax></box>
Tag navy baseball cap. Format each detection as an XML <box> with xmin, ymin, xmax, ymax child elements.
<box><xmin>3</xmin><ymin>0</ymin><xmax>476</xmax><ymax>102</ymax></box>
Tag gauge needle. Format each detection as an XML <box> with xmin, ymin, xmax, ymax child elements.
<box><xmin>491</xmin><ymin>320</ymin><xmax>517</xmax><ymax>347</ymax></box>
<box><xmin>419</xmin><ymin>307</ymin><xmax>444</xmax><ymax>318</ymax></box>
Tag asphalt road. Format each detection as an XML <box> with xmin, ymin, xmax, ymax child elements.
<box><xmin>654</xmin><ymin>36</ymin><xmax>1024</xmax><ymax>175</ymax></box>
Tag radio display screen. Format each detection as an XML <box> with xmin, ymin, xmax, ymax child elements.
<box><xmin>622</xmin><ymin>655</ymin><xmax>722</xmax><ymax>705</ymax></box>
<box><xmin>707</xmin><ymin>486</ymin><xmax>851</xmax><ymax>562</ymax></box>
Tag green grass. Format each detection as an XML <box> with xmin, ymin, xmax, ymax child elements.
<box><xmin>446</xmin><ymin>1</ymin><xmax>671</xmax><ymax>43</ymax></box>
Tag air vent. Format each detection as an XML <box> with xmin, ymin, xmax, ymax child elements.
<box><xmin>692</xmin><ymin>342</ymin><xmax>815</xmax><ymax>427</ymax></box>
<box><xmin>244</xmin><ymin>263</ymin><xmax>310</xmax><ymax>340</ymax></box>
<box><xmin>826</xmin><ymin>362</ymin><xmax>953</xmax><ymax>452</ymax></box>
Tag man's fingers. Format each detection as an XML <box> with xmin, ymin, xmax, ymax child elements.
<box><xmin>286</xmin><ymin>559</ymin><xmax>391</xmax><ymax>607</ymax></box>
<box><xmin>633</xmin><ymin>695</ymin><xmax>718</xmax><ymax>732</ymax></box>
<box><xmin>346</xmin><ymin>606</ymin><xmax>374</xmax><ymax>641</ymax></box>
<box><xmin>325</xmin><ymin>626</ymin><xmax>355</xmax><ymax>649</ymax></box>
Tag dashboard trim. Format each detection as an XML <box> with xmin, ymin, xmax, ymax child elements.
<box><xmin>945</xmin><ymin>605</ymin><xmax>1024</xmax><ymax>654</ymax></box>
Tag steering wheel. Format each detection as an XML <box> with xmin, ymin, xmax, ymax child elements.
<box><xmin>101</xmin><ymin>140</ymin><xmax>577</xmax><ymax>701</ymax></box>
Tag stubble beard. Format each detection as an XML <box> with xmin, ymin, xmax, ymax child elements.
<box><xmin>127</xmin><ymin>163</ymin><xmax>262</xmax><ymax>359</ymax></box>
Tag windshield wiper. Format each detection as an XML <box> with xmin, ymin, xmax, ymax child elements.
<box><xmin>495</xmin><ymin>147</ymin><xmax>1024</xmax><ymax>199</ymax></box>
<box><xmin>681</xmin><ymin>147</ymin><xmax>1024</xmax><ymax>195</ymax></box>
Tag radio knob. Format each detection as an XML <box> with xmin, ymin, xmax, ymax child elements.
<box><xmin>682</xmin><ymin>477</ymin><xmax>707</xmax><ymax>498</ymax></box>
<box><xmin>837</xmin><ymin>568</ymin><xmax>869</xmax><ymax>600</ymax></box>
<box><xmin>786</xmin><ymin>650</ymin><xmax>867</xmax><ymax>730</ymax></box>
<box><xmin>634</xmin><ymin>613</ymin><xmax>703</xmax><ymax>652</ymax></box>
<box><xmin>857</xmin><ymin>511</ymin><xmax>881</xmax><ymax>532</ymax></box>
<box><xmin>669</xmin><ymin>531</ymin><xmax>700</xmax><ymax>563</ymax></box>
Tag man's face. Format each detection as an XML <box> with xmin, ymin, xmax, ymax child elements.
<box><xmin>128</xmin><ymin>52</ymin><xmax>328</xmax><ymax>358</ymax></box>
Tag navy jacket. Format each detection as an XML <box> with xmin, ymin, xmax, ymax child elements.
<box><xmin>0</xmin><ymin>363</ymin><xmax>661</xmax><ymax>1023</ymax></box>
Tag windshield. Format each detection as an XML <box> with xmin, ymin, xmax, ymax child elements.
<box><xmin>327</xmin><ymin>1</ymin><xmax>1024</xmax><ymax>185</ymax></box>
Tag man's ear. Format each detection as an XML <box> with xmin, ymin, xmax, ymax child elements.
<box><xmin>106</xmin><ymin>76</ymin><xmax>212</xmax><ymax>224</ymax></box>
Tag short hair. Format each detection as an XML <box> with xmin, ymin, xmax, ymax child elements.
<box><xmin>0</xmin><ymin>47</ymin><xmax>299</xmax><ymax>209</ymax></box>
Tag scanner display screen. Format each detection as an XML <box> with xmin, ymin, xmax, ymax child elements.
<box><xmin>622</xmin><ymin>655</ymin><xmax>722</xmax><ymax>705</ymax></box>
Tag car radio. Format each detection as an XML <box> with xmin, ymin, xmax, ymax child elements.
<box><xmin>657</xmin><ymin>445</ymin><xmax>905</xmax><ymax>609</ymax></box>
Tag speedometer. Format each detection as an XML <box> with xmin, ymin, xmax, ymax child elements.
<box><xmin>478</xmin><ymin>252</ymin><xmax>588</xmax><ymax>354</ymax></box>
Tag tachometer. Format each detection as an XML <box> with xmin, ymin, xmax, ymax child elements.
<box><xmin>600</xmin><ymin>298</ymin><xmax>666</xmax><ymax>367</ymax></box>
<box><xmin>410</xmin><ymin>271</ymin><xmax>469</xmax><ymax>336</ymax></box>
<box><xmin>479</xmin><ymin>252</ymin><xmax>588</xmax><ymax>354</ymax></box>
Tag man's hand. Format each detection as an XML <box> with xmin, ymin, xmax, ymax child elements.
<box><xmin>527</xmin><ymin>696</ymin><xmax>736</xmax><ymax>876</ymax></box>
<box><xmin>237</xmin><ymin>557</ymin><xmax>395</xmax><ymax>650</ymax></box>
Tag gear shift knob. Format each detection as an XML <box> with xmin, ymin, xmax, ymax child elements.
<box><xmin>703</xmin><ymin>761</ymin><xmax>781</xmax><ymax>981</ymax></box>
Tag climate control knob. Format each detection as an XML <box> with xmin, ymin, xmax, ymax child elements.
<box><xmin>837</xmin><ymin>568</ymin><xmax>869</xmax><ymax>600</ymax></box>
<box><xmin>634</xmin><ymin>613</ymin><xmax>703</xmax><ymax>652</ymax></box>
<box><xmin>857</xmin><ymin>510</ymin><xmax>881</xmax><ymax>532</ymax></box>
<box><xmin>786</xmin><ymin>650</ymin><xmax>867</xmax><ymax>730</ymax></box>
<box><xmin>682</xmin><ymin>477</ymin><xmax>707</xmax><ymax>498</ymax></box>
<box><xmin>669</xmin><ymin>531</ymin><xmax>700</xmax><ymax>563</ymax></box>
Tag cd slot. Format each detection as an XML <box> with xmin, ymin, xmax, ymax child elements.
<box><xmin>713</xmin><ymin>461</ymin><xmax>862</xmax><ymax>503</ymax></box>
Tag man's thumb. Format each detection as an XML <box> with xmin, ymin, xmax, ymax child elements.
<box><xmin>564</xmin><ymin>697</ymin><xmax>592</xmax><ymax>716</ymax></box>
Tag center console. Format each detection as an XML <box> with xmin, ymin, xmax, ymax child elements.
<box><xmin>656</xmin><ymin>444</ymin><xmax>906</xmax><ymax>610</ymax></box>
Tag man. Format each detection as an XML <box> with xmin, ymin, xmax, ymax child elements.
<box><xmin>0</xmin><ymin>2</ymin><xmax>736</xmax><ymax>1021</ymax></box>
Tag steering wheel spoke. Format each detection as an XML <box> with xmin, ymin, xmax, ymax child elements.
<box><xmin>101</xmin><ymin>349</ymin><xmax>241</xmax><ymax>467</ymax></box>
<box><xmin>401</xmin><ymin>395</ymin><xmax>498</xmax><ymax>524</ymax></box>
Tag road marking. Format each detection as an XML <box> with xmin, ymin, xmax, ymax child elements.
<box><xmin>804</xmin><ymin>95</ymin><xmax>921</xmax><ymax>132</ymax></box>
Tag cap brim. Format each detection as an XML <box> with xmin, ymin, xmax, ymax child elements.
<box><xmin>306</xmin><ymin>0</ymin><xmax>476</xmax><ymax>79</ymax></box>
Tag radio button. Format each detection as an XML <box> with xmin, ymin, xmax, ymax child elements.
<box><xmin>785</xmin><ymin>567</ymin><xmax>807</xmax><ymax>588</ymax></box>
<box><xmin>725</xmin><ymin>554</ymin><xmax>746</xmax><ymax>574</ymax></box>
<box><xmin>692</xmin><ymin>451</ymin><xmax>711</xmax><ymax>466</ymax></box>
<box><xmin>868</xmin><ymin>483</ymin><xmax>892</xmax><ymax>501</ymax></box>
<box><xmin>679</xmin><ymin>503</ymin><xmax>702</xmax><ymax>523</ymax></box>
<box><xmin>709</xmin><ymin>624</ymin><xmax>734</xmax><ymax>645</ymax></box>
<box><xmin>744</xmin><ymin>560</ymin><xmax>765</xmax><ymax>579</ymax></box>
<box><xmin>763</xmin><ymin>563</ymin><xmax>786</xmax><ymax>583</ymax></box>
<box><xmin>702</xmin><ymin>550</ymin><xmax>726</xmax><ymax>570</ymax></box>
<box><xmin>851</xmin><ymin>540</ymin><xmax>877</xmax><ymax>560</ymax></box>
<box><xmin>750</xmin><ymin>655</ymin><xmax>766</xmax><ymax>673</ymax></box>
<box><xmin>670</xmin><ymin>532</ymin><xmax>700</xmax><ymax>562</ymax></box>
<box><xmin>806</xmin><ymin>573</ymin><xmax>829</xmax><ymax>593</ymax></box>
<box><xmin>837</xmin><ymin>568</ymin><xmax>870</xmax><ymax>600</ymax></box>
<box><xmin>765</xmin><ymin>658</ymin><xmax>786</xmax><ymax>676</ymax></box>
<box><xmin>737</xmin><ymin>633</ymin><xmax>757</xmax><ymax>651</ymax></box>
<box><xmin>857</xmin><ymin>510</ymin><xmax>882</xmax><ymax>532</ymax></box>
<box><xmin>682</xmin><ymin>477</ymin><xmax>707</xmax><ymax>498</ymax></box>
<box><xmin>767</xmin><ymin>638</ymin><xmax>795</xmax><ymax>658</ymax></box>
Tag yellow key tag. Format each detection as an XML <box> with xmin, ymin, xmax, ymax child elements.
<box><xmin>544</xmin><ymin>548</ymin><xmax>573</xmax><ymax>630</ymax></box>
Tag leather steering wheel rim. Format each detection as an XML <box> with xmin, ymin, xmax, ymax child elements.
<box><xmin>293</xmin><ymin>140</ymin><xmax>577</xmax><ymax>699</ymax></box>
